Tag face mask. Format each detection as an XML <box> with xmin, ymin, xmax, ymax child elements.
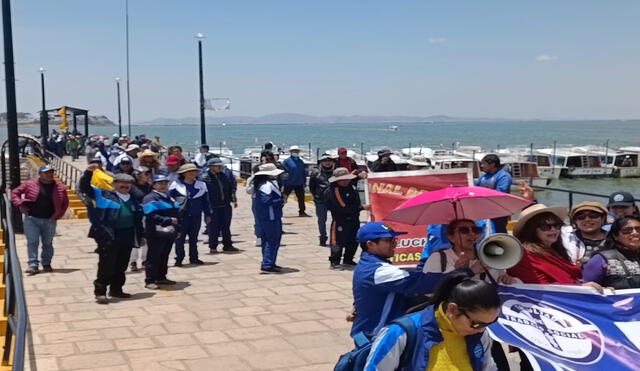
<box><xmin>291</xmin><ymin>153</ymin><xmax>300</xmax><ymax>158</ymax></box>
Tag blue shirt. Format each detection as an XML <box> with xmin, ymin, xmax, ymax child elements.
<box><xmin>475</xmin><ymin>168</ymin><xmax>512</xmax><ymax>193</ymax></box>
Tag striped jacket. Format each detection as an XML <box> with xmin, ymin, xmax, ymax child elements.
<box><xmin>141</xmin><ymin>190</ymin><xmax>181</xmax><ymax>238</ymax></box>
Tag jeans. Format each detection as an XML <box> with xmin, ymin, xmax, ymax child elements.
<box><xmin>315</xmin><ymin>202</ymin><xmax>328</xmax><ymax>240</ymax></box>
<box><xmin>283</xmin><ymin>185</ymin><xmax>306</xmax><ymax>213</ymax></box>
<box><xmin>174</xmin><ymin>214</ymin><xmax>202</xmax><ymax>262</ymax></box>
<box><xmin>209</xmin><ymin>205</ymin><xmax>233</xmax><ymax>249</ymax></box>
<box><xmin>24</xmin><ymin>215</ymin><xmax>56</xmax><ymax>268</ymax></box>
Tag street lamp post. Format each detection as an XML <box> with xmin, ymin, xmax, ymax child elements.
<box><xmin>115</xmin><ymin>77</ymin><xmax>122</xmax><ymax>137</ymax></box>
<box><xmin>39</xmin><ymin>67</ymin><xmax>48</xmax><ymax>142</ymax></box>
<box><xmin>195</xmin><ymin>32</ymin><xmax>206</xmax><ymax>145</ymax></box>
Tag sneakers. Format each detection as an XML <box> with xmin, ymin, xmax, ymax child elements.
<box><xmin>299</xmin><ymin>212</ymin><xmax>311</xmax><ymax>217</ymax></box>
<box><xmin>145</xmin><ymin>283</ymin><xmax>159</xmax><ymax>290</ymax></box>
<box><xmin>130</xmin><ymin>262</ymin><xmax>138</xmax><ymax>272</ymax></box>
<box><xmin>157</xmin><ymin>279</ymin><xmax>176</xmax><ymax>285</ymax></box>
<box><xmin>223</xmin><ymin>245</ymin><xmax>240</xmax><ymax>252</ymax></box>
<box><xmin>190</xmin><ymin>259</ymin><xmax>205</xmax><ymax>265</ymax></box>
<box><xmin>330</xmin><ymin>264</ymin><xmax>344</xmax><ymax>271</ymax></box>
<box><xmin>95</xmin><ymin>295</ymin><xmax>109</xmax><ymax>304</ymax></box>
<box><xmin>109</xmin><ymin>291</ymin><xmax>132</xmax><ymax>298</ymax></box>
<box><xmin>342</xmin><ymin>260</ymin><xmax>357</xmax><ymax>266</ymax></box>
<box><xmin>42</xmin><ymin>265</ymin><xmax>54</xmax><ymax>273</ymax></box>
<box><xmin>260</xmin><ymin>267</ymin><xmax>282</xmax><ymax>274</ymax></box>
<box><xmin>25</xmin><ymin>266</ymin><xmax>39</xmax><ymax>275</ymax></box>
<box><xmin>174</xmin><ymin>261</ymin><xmax>183</xmax><ymax>267</ymax></box>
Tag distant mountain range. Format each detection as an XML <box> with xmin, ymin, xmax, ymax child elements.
<box><xmin>0</xmin><ymin>112</ymin><xmax>115</xmax><ymax>126</ymax></box>
<box><xmin>136</xmin><ymin>113</ymin><xmax>514</xmax><ymax>126</ymax></box>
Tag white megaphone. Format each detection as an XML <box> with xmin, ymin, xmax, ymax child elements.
<box><xmin>476</xmin><ymin>233</ymin><xmax>524</xmax><ymax>270</ymax></box>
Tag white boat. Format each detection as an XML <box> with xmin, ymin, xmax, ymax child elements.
<box><xmin>586</xmin><ymin>146</ymin><xmax>640</xmax><ymax>178</ymax></box>
<box><xmin>384</xmin><ymin>125</ymin><xmax>399</xmax><ymax>131</ymax></box>
<box><xmin>536</xmin><ymin>147</ymin><xmax>613</xmax><ymax>178</ymax></box>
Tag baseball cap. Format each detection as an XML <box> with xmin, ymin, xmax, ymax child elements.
<box><xmin>319</xmin><ymin>153</ymin><xmax>333</xmax><ymax>161</ymax></box>
<box><xmin>338</xmin><ymin>147</ymin><xmax>347</xmax><ymax>154</ymax></box>
<box><xmin>165</xmin><ymin>155</ymin><xmax>180</xmax><ymax>166</ymax></box>
<box><xmin>357</xmin><ymin>222</ymin><xmax>407</xmax><ymax>243</ymax></box>
<box><xmin>206</xmin><ymin>158</ymin><xmax>223</xmax><ymax>167</ymax></box>
<box><xmin>38</xmin><ymin>165</ymin><xmax>54</xmax><ymax>173</ymax></box>
<box><xmin>119</xmin><ymin>157</ymin><xmax>133</xmax><ymax>164</ymax></box>
<box><xmin>608</xmin><ymin>191</ymin><xmax>636</xmax><ymax>207</ymax></box>
<box><xmin>152</xmin><ymin>174</ymin><xmax>170</xmax><ymax>183</ymax></box>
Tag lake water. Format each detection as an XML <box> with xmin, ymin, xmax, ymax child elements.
<box><xmin>2</xmin><ymin>120</ymin><xmax>639</xmax><ymax>207</ymax></box>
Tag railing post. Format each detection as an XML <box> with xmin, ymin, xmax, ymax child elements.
<box><xmin>568</xmin><ymin>192</ymin><xmax>574</xmax><ymax>210</ymax></box>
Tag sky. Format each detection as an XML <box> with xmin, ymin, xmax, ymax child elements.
<box><xmin>1</xmin><ymin>0</ymin><xmax>639</xmax><ymax>122</ymax></box>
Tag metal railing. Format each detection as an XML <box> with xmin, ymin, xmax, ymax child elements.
<box><xmin>44</xmin><ymin>150</ymin><xmax>83</xmax><ymax>190</ymax></box>
<box><xmin>531</xmin><ymin>184</ymin><xmax>640</xmax><ymax>209</ymax></box>
<box><xmin>1</xmin><ymin>193</ymin><xmax>28</xmax><ymax>370</ymax></box>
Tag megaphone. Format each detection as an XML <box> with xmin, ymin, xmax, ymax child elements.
<box><xmin>476</xmin><ymin>233</ymin><xmax>524</xmax><ymax>270</ymax></box>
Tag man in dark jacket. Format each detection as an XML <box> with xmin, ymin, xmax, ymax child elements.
<box><xmin>79</xmin><ymin>164</ymin><xmax>144</xmax><ymax>304</ymax></box>
<box><xmin>129</xmin><ymin>166</ymin><xmax>152</xmax><ymax>272</ymax></box>
<box><xmin>282</xmin><ymin>145</ymin><xmax>309</xmax><ymax>217</ymax></box>
<box><xmin>370</xmin><ymin>149</ymin><xmax>397</xmax><ymax>172</ymax></box>
<box><xmin>325</xmin><ymin>167</ymin><xmax>370</xmax><ymax>270</ymax></box>
<box><xmin>11</xmin><ymin>165</ymin><xmax>69</xmax><ymax>275</ymax></box>
<box><xmin>200</xmin><ymin>158</ymin><xmax>239</xmax><ymax>253</ymax></box>
<box><xmin>309</xmin><ymin>154</ymin><xmax>335</xmax><ymax>246</ymax></box>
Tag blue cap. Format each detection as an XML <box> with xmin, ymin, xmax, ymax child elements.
<box><xmin>206</xmin><ymin>158</ymin><xmax>223</xmax><ymax>167</ymax></box>
<box><xmin>39</xmin><ymin>165</ymin><xmax>54</xmax><ymax>173</ymax></box>
<box><xmin>152</xmin><ymin>174</ymin><xmax>169</xmax><ymax>183</ymax></box>
<box><xmin>357</xmin><ymin>222</ymin><xmax>407</xmax><ymax>242</ymax></box>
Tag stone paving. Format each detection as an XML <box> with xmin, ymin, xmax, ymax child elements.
<box><xmin>17</xmin><ymin>183</ymin><xmax>356</xmax><ymax>370</ymax></box>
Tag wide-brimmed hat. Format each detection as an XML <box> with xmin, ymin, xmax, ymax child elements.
<box><xmin>126</xmin><ymin>144</ymin><xmax>140</xmax><ymax>152</ymax></box>
<box><xmin>177</xmin><ymin>163</ymin><xmax>199</xmax><ymax>174</ymax></box>
<box><xmin>289</xmin><ymin>145</ymin><xmax>301</xmax><ymax>152</ymax></box>
<box><xmin>407</xmin><ymin>155</ymin><xmax>430</xmax><ymax>167</ymax></box>
<box><xmin>513</xmin><ymin>204</ymin><xmax>567</xmax><ymax>239</ymax></box>
<box><xmin>254</xmin><ymin>163</ymin><xmax>284</xmax><ymax>177</ymax></box>
<box><xmin>570</xmin><ymin>201</ymin><xmax>607</xmax><ymax>219</ymax></box>
<box><xmin>138</xmin><ymin>149</ymin><xmax>158</xmax><ymax>160</ymax></box>
<box><xmin>329</xmin><ymin>167</ymin><xmax>357</xmax><ymax>183</ymax></box>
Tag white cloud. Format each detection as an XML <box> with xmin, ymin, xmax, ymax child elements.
<box><xmin>536</xmin><ymin>54</ymin><xmax>558</xmax><ymax>62</ymax></box>
<box><xmin>428</xmin><ymin>37</ymin><xmax>447</xmax><ymax>44</ymax></box>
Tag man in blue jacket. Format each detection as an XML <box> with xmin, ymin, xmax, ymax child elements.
<box><xmin>282</xmin><ymin>145</ymin><xmax>309</xmax><ymax>217</ymax></box>
<box><xmin>476</xmin><ymin>154</ymin><xmax>512</xmax><ymax>233</ymax></box>
<box><xmin>351</xmin><ymin>222</ymin><xmax>482</xmax><ymax>337</ymax></box>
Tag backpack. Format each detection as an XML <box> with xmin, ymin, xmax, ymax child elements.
<box><xmin>334</xmin><ymin>316</ymin><xmax>417</xmax><ymax>371</ymax></box>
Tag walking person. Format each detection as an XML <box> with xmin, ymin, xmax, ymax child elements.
<box><xmin>169</xmin><ymin>164</ymin><xmax>211</xmax><ymax>266</ymax></box>
<box><xmin>79</xmin><ymin>165</ymin><xmax>144</xmax><ymax>304</ymax></box>
<box><xmin>143</xmin><ymin>174</ymin><xmax>181</xmax><ymax>289</ymax></box>
<box><xmin>326</xmin><ymin>167</ymin><xmax>370</xmax><ymax>270</ymax></box>
<box><xmin>282</xmin><ymin>145</ymin><xmax>310</xmax><ymax>217</ymax></box>
<box><xmin>252</xmin><ymin>163</ymin><xmax>285</xmax><ymax>273</ymax></box>
<box><xmin>309</xmin><ymin>153</ymin><xmax>335</xmax><ymax>246</ymax></box>
<box><xmin>129</xmin><ymin>166</ymin><xmax>152</xmax><ymax>272</ymax></box>
<box><xmin>11</xmin><ymin>165</ymin><xmax>69</xmax><ymax>275</ymax></box>
<box><xmin>476</xmin><ymin>154</ymin><xmax>512</xmax><ymax>233</ymax></box>
<box><xmin>200</xmin><ymin>158</ymin><xmax>238</xmax><ymax>253</ymax></box>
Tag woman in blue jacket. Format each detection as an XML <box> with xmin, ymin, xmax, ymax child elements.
<box><xmin>252</xmin><ymin>163</ymin><xmax>285</xmax><ymax>273</ymax></box>
<box><xmin>169</xmin><ymin>164</ymin><xmax>211</xmax><ymax>266</ymax></box>
<box><xmin>364</xmin><ymin>272</ymin><xmax>499</xmax><ymax>371</ymax></box>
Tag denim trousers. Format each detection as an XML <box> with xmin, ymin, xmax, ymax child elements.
<box><xmin>24</xmin><ymin>215</ymin><xmax>56</xmax><ymax>268</ymax></box>
<box><xmin>315</xmin><ymin>202</ymin><xmax>328</xmax><ymax>239</ymax></box>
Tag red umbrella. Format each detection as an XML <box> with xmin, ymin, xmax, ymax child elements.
<box><xmin>384</xmin><ymin>185</ymin><xmax>533</xmax><ymax>225</ymax></box>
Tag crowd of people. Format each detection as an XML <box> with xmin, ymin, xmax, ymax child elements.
<box><xmin>9</xmin><ymin>135</ymin><xmax>640</xmax><ymax>369</ymax></box>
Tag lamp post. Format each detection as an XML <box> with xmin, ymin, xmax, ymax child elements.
<box><xmin>115</xmin><ymin>77</ymin><xmax>122</xmax><ymax>137</ymax></box>
<box><xmin>195</xmin><ymin>32</ymin><xmax>206</xmax><ymax>145</ymax></box>
<box><xmin>39</xmin><ymin>67</ymin><xmax>48</xmax><ymax>143</ymax></box>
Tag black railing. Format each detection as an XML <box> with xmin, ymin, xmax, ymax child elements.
<box><xmin>531</xmin><ymin>184</ymin><xmax>640</xmax><ymax>209</ymax></box>
<box><xmin>44</xmin><ymin>150</ymin><xmax>83</xmax><ymax>190</ymax></box>
<box><xmin>1</xmin><ymin>193</ymin><xmax>28</xmax><ymax>370</ymax></box>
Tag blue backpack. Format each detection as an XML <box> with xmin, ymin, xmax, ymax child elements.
<box><xmin>334</xmin><ymin>316</ymin><xmax>417</xmax><ymax>371</ymax></box>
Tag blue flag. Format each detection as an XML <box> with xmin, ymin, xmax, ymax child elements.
<box><xmin>489</xmin><ymin>284</ymin><xmax>640</xmax><ymax>370</ymax></box>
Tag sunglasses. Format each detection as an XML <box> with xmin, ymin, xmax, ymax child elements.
<box><xmin>536</xmin><ymin>223</ymin><xmax>563</xmax><ymax>231</ymax></box>
<box><xmin>620</xmin><ymin>226</ymin><xmax>640</xmax><ymax>235</ymax></box>
<box><xmin>456</xmin><ymin>226</ymin><xmax>483</xmax><ymax>235</ymax></box>
<box><xmin>460</xmin><ymin>309</ymin><xmax>498</xmax><ymax>329</ymax></box>
<box><xmin>574</xmin><ymin>212</ymin><xmax>603</xmax><ymax>221</ymax></box>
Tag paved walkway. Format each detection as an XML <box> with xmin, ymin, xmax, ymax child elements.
<box><xmin>17</xmin><ymin>183</ymin><xmax>355</xmax><ymax>370</ymax></box>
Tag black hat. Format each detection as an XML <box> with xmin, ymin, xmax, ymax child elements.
<box><xmin>608</xmin><ymin>191</ymin><xmax>636</xmax><ymax>207</ymax></box>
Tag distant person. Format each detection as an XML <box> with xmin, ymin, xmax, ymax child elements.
<box><xmin>200</xmin><ymin>158</ymin><xmax>238</xmax><ymax>253</ymax></box>
<box><xmin>607</xmin><ymin>191</ymin><xmax>638</xmax><ymax>220</ymax></box>
<box><xmin>370</xmin><ymin>149</ymin><xmax>397</xmax><ymax>172</ymax></box>
<box><xmin>11</xmin><ymin>165</ymin><xmax>69</xmax><ymax>275</ymax></box>
<box><xmin>282</xmin><ymin>145</ymin><xmax>309</xmax><ymax>217</ymax></box>
<box><xmin>252</xmin><ymin>163</ymin><xmax>285</xmax><ymax>273</ymax></box>
<box><xmin>406</xmin><ymin>155</ymin><xmax>432</xmax><ymax>170</ymax></box>
<box><xmin>158</xmin><ymin>155</ymin><xmax>181</xmax><ymax>183</ymax></box>
<box><xmin>114</xmin><ymin>144</ymin><xmax>141</xmax><ymax>168</ymax></box>
<box><xmin>114</xmin><ymin>157</ymin><xmax>134</xmax><ymax>175</ymax></box>
<box><xmin>138</xmin><ymin>149</ymin><xmax>162</xmax><ymax>175</ymax></box>
<box><xmin>194</xmin><ymin>144</ymin><xmax>210</xmax><ymax>167</ymax></box>
<box><xmin>168</xmin><ymin>145</ymin><xmax>188</xmax><ymax>165</ymax></box>
<box><xmin>129</xmin><ymin>166</ymin><xmax>152</xmax><ymax>272</ymax></box>
<box><xmin>65</xmin><ymin>135</ymin><xmax>80</xmax><ymax>161</ymax></box>
<box><xmin>79</xmin><ymin>166</ymin><xmax>144</xmax><ymax>304</ymax></box>
<box><xmin>476</xmin><ymin>154</ymin><xmax>512</xmax><ymax>233</ymax></box>
<box><xmin>325</xmin><ymin>168</ymin><xmax>370</xmax><ymax>270</ymax></box>
<box><xmin>309</xmin><ymin>153</ymin><xmax>335</xmax><ymax>246</ymax></box>
<box><xmin>335</xmin><ymin>147</ymin><xmax>357</xmax><ymax>172</ymax></box>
